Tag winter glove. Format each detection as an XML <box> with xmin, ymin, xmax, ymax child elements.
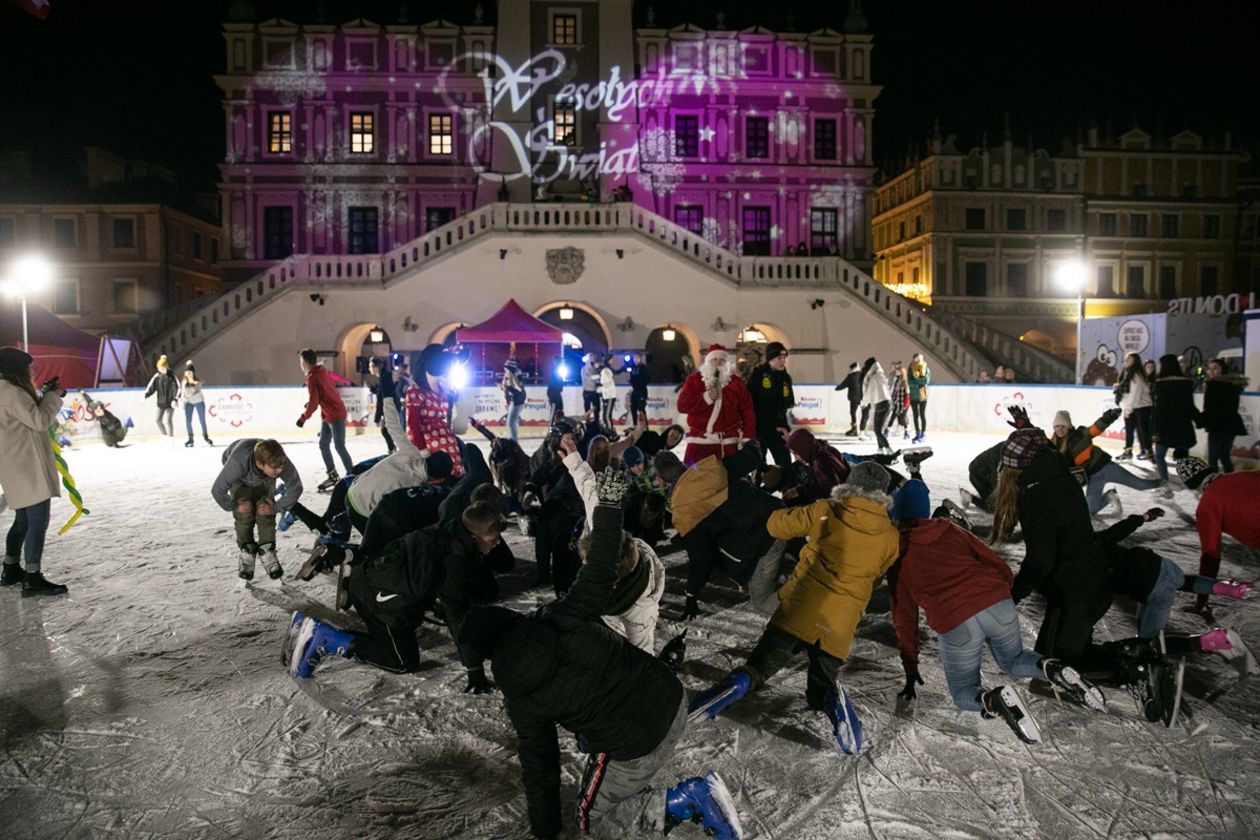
<box><xmin>1143</xmin><ymin>507</ymin><xmax>1165</xmax><ymax>522</ymax></box>
<box><xmin>1006</xmin><ymin>405</ymin><xmax>1030</xmax><ymax>429</ymax></box>
<box><xmin>1101</xmin><ymin>407</ymin><xmax>1123</xmax><ymax>426</ymax></box>
<box><xmin>679</xmin><ymin>594</ymin><xmax>701</xmax><ymax>621</ymax></box>
<box><xmin>594</xmin><ymin>467</ymin><xmax>632</xmax><ymax>507</ymax></box>
<box><xmin>897</xmin><ymin>671</ymin><xmax>924</xmax><ymax>702</ymax></box>
<box><xmin>658</xmin><ymin>630</ymin><xmax>687</xmax><ymax>671</ymax></box>
<box><xmin>463</xmin><ymin>667</ymin><xmax>495</xmax><ymax>695</ymax></box>
<box><xmin>296</xmin><ymin>416</ymin><xmax>306</xmax><ymax>428</ymax></box>
<box><xmin>1069</xmin><ymin>465</ymin><xmax>1087</xmax><ymax>486</ymax></box>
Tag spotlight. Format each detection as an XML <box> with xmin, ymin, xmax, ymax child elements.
<box><xmin>499</xmin><ymin>249</ymin><xmax>508</xmax><ymax>260</ymax></box>
<box><xmin>616</xmin><ymin>249</ymin><xmax>625</xmax><ymax>259</ymax></box>
<box><xmin>810</xmin><ymin>298</ymin><xmax>825</xmax><ymax>310</ymax></box>
<box><xmin>309</xmin><ymin>293</ymin><xmax>326</xmax><ymax>305</ymax></box>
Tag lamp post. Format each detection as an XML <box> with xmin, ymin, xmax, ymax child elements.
<box><xmin>2</xmin><ymin>254</ymin><xmax>55</xmax><ymax>352</ymax></box>
<box><xmin>1054</xmin><ymin>257</ymin><xmax>1088</xmax><ymax>384</ymax></box>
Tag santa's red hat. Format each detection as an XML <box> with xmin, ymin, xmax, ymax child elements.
<box><xmin>704</xmin><ymin>344</ymin><xmax>729</xmax><ymax>364</ymax></box>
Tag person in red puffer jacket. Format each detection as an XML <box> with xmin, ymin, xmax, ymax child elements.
<box><xmin>888</xmin><ymin>480</ymin><xmax>1105</xmax><ymax>741</ymax></box>
<box><xmin>297</xmin><ymin>348</ymin><xmax>352</xmax><ymax>491</ymax></box>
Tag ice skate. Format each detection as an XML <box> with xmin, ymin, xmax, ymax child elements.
<box><xmin>902</xmin><ymin>446</ymin><xmax>934</xmax><ymax>474</ymax></box>
<box><xmin>203</xmin><ymin>435</ymin><xmax>214</xmax><ymax>446</ymax></box>
<box><xmin>288</xmin><ymin>616</ymin><xmax>355</xmax><ymax>678</ymax></box>
<box><xmin>824</xmin><ymin>684</ymin><xmax>864</xmax><ymax>755</ymax></box>
<box><xmin>844</xmin><ymin>425</ymin><xmax>858</xmax><ymax>437</ymax></box>
<box><xmin>1211</xmin><ymin>579</ymin><xmax>1254</xmax><ymax>601</ymax></box>
<box><xmin>1198</xmin><ymin>627</ymin><xmax>1259</xmax><ymax>677</ymax></box>
<box><xmin>688</xmin><ymin>671</ymin><xmax>752</xmax><ymax>721</ymax></box>
<box><xmin>1116</xmin><ymin>448</ymin><xmax>1133</xmax><ymax>462</ymax></box>
<box><xmin>316</xmin><ymin>470</ymin><xmax>340</xmax><ymax>493</ymax></box>
<box><xmin>0</xmin><ymin>563</ymin><xmax>23</xmax><ymax>586</ymax></box>
<box><xmin>280</xmin><ymin>610</ymin><xmax>304</xmax><ymax>668</ymax></box>
<box><xmin>259</xmin><ymin>543</ymin><xmax>283</xmax><ymax>580</ymax></box>
<box><xmin>1151</xmin><ymin>482</ymin><xmax>1173</xmax><ymax>500</ymax></box>
<box><xmin>980</xmin><ymin>685</ymin><xmax>1041</xmax><ymax>743</ymax></box>
<box><xmin>184</xmin><ymin>437</ymin><xmax>194</xmax><ymax>448</ymax></box>
<box><xmin>959</xmin><ymin>487</ymin><xmax>975</xmax><ymax>509</ymax></box>
<box><xmin>1097</xmin><ymin>488</ymin><xmax>1123</xmax><ymax>518</ymax></box>
<box><xmin>238</xmin><ymin>543</ymin><xmax>257</xmax><ymax>581</ymax></box>
<box><xmin>20</xmin><ymin>571</ymin><xmax>68</xmax><ymax>598</ymax></box>
<box><xmin>665</xmin><ymin>771</ymin><xmax>743</xmax><ymax>840</ymax></box>
<box><xmin>1042</xmin><ymin>658</ymin><xmax>1107</xmax><ymax>711</ymax></box>
<box><xmin>1136</xmin><ymin>450</ymin><xmax>1152</xmax><ymax>460</ymax></box>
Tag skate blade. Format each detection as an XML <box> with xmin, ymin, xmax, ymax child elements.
<box><xmin>288</xmin><ymin>618</ymin><xmax>318</xmax><ymax>679</ymax></box>
<box><xmin>689</xmin><ymin>686</ymin><xmax>740</xmax><ymax>722</ymax></box>
<box><xmin>703</xmin><ymin>771</ymin><xmax>744</xmax><ymax>840</ymax></box>
<box><xmin>281</xmin><ymin>611</ymin><xmax>304</xmax><ymax>666</ymax></box>
<box><xmin>1165</xmin><ymin>658</ymin><xmax>1187</xmax><ymax>728</ymax></box>
<box><xmin>996</xmin><ymin>686</ymin><xmax>1041</xmax><ymax>743</ymax></box>
<box><xmin>830</xmin><ymin>685</ymin><xmax>864</xmax><ymax>755</ymax></box>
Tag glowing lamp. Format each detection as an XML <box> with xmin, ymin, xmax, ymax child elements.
<box><xmin>559</xmin><ymin>305</ymin><xmax>575</xmax><ymax>320</ymax></box>
<box><xmin>741</xmin><ymin>326</ymin><xmax>766</xmax><ymax>343</ymax></box>
<box><xmin>556</xmin><ymin>363</ymin><xmax>570</xmax><ymax>379</ymax></box>
<box><xmin>448</xmin><ymin>361</ymin><xmax>470</xmax><ymax>391</ymax></box>
<box><xmin>369</xmin><ymin>326</ymin><xmax>385</xmax><ymax>343</ymax></box>
<box><xmin>1054</xmin><ymin>259</ymin><xmax>1088</xmax><ymax>295</ymax></box>
<box><xmin>662</xmin><ymin>325</ymin><xmax>676</xmax><ymax>342</ymax></box>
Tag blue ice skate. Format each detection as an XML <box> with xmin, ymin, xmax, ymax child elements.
<box><xmin>276</xmin><ymin>510</ymin><xmax>297</xmax><ymax>532</ymax></box>
<box><xmin>280</xmin><ymin>610</ymin><xmax>304</xmax><ymax>668</ymax></box>
<box><xmin>666</xmin><ymin>771</ymin><xmax>743</xmax><ymax>840</ymax></box>
<box><xmin>688</xmin><ymin>671</ymin><xmax>752</xmax><ymax>721</ymax></box>
<box><xmin>326</xmin><ymin>512</ymin><xmax>351</xmax><ymax>541</ymax></box>
<box><xmin>824</xmin><ymin>684</ymin><xmax>864</xmax><ymax>755</ymax></box>
<box><xmin>288</xmin><ymin>616</ymin><xmax>355</xmax><ymax>678</ymax></box>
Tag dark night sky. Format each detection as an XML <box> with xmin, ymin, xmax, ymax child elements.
<box><xmin>1</xmin><ymin>0</ymin><xmax>1257</xmax><ymax>193</ymax></box>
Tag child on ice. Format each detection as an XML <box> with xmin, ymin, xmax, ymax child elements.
<box><xmin>211</xmin><ymin>438</ymin><xmax>303</xmax><ymax>580</ymax></box>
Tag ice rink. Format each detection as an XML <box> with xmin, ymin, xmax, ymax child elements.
<box><xmin>1</xmin><ymin>429</ymin><xmax>1257</xmax><ymax>839</ymax></box>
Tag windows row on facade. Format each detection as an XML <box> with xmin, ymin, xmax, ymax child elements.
<box><xmin>252</xmin><ymin>203</ymin><xmax>463</xmax><ymax>260</ymax></box>
<box><xmin>244</xmin><ymin>108</ymin><xmax>467</xmax><ymax>160</ymax></box>
<box><xmin>942</xmin><ymin>258</ymin><xmax>1226</xmax><ymax>300</ymax></box>
<box><xmin>225</xmin><ymin>26</ymin><xmax>491</xmax><ymax>77</ymax></box>
<box><xmin>637</xmin><ymin>33</ymin><xmax>871</xmax><ymax>85</ymax></box>
<box><xmin>0</xmin><ymin>214</ymin><xmax>221</xmax><ymax>263</ymax></box>
<box><xmin>669</xmin><ymin>203</ymin><xmax>847</xmax><ymax>256</ymax></box>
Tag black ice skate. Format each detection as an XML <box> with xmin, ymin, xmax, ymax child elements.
<box><xmin>316</xmin><ymin>471</ymin><xmax>340</xmax><ymax>493</ymax></box>
<box><xmin>21</xmin><ymin>571</ymin><xmax>68</xmax><ymax>598</ymax></box>
<box><xmin>1042</xmin><ymin>658</ymin><xmax>1107</xmax><ymax>711</ymax></box>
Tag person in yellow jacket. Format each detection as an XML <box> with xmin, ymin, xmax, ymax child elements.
<box><xmin>689</xmin><ymin>461</ymin><xmax>900</xmax><ymax>755</ymax></box>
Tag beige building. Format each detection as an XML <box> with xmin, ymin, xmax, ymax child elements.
<box><xmin>873</xmin><ymin>126</ymin><xmax>1251</xmax><ymax>362</ymax></box>
<box><xmin>0</xmin><ymin>148</ymin><xmax>224</xmax><ymax>336</ymax></box>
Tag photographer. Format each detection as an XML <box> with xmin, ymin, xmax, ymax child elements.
<box><xmin>0</xmin><ymin>347</ymin><xmax>69</xmax><ymax>596</ymax></box>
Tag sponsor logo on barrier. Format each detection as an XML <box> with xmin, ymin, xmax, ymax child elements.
<box><xmin>209</xmin><ymin>393</ymin><xmax>254</xmax><ymax>428</ymax></box>
<box><xmin>791</xmin><ymin>395</ymin><xmax>825</xmax><ymax>426</ymax></box>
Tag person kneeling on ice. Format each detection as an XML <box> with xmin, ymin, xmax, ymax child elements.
<box><xmin>887</xmin><ymin>480</ymin><xmax>1106</xmax><ymax>744</ymax></box>
<box><xmin>210</xmin><ymin>438</ymin><xmax>302</xmax><ymax>581</ymax></box>
<box><xmin>458</xmin><ymin>469</ymin><xmax>743</xmax><ymax>840</ymax></box>
<box><xmin>284</xmin><ymin>500</ymin><xmax>514</xmax><ymax>687</ymax></box>
<box><xmin>690</xmin><ymin>461</ymin><xmax>901</xmax><ymax>755</ymax></box>
<box><xmin>1176</xmin><ymin>457</ymin><xmax>1260</xmax><ymax>621</ymax></box>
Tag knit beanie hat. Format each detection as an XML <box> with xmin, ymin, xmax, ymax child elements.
<box><xmin>621</xmin><ymin>446</ymin><xmax>645</xmax><ymax>469</ymax></box>
<box><xmin>0</xmin><ymin>346</ymin><xmax>33</xmax><ymax>377</ymax></box>
<box><xmin>765</xmin><ymin>341</ymin><xmax>786</xmax><ymax>362</ymax></box>
<box><xmin>890</xmin><ymin>479</ymin><xmax>931</xmax><ymax>522</ymax></box>
<box><xmin>156</xmin><ymin>354</ymin><xmax>170</xmax><ymax>370</ymax></box>
<box><xmin>1176</xmin><ymin>457</ymin><xmax>1216</xmax><ymax>490</ymax></box>
<box><xmin>426</xmin><ymin>450</ymin><xmax>454</xmax><ymax>480</ymax></box>
<box><xmin>1001</xmin><ymin>428</ymin><xmax>1051</xmax><ymax>470</ymax></box>
<box><xmin>1053</xmin><ymin>410</ymin><xmax>1072</xmax><ymax>428</ymax></box>
<box><xmin>846</xmin><ymin>460</ymin><xmax>889</xmax><ymax>494</ymax></box>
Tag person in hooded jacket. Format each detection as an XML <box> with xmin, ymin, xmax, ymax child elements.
<box><xmin>297</xmin><ymin>348</ymin><xmax>353</xmax><ymax>490</ymax></box>
<box><xmin>1197</xmin><ymin>358</ymin><xmax>1248</xmax><ymax>474</ymax></box>
<box><xmin>859</xmin><ymin>357</ymin><xmax>893</xmax><ymax>453</ymax></box>
<box><xmin>655</xmin><ymin>441</ymin><xmax>785</xmax><ymax>621</ymax></box>
<box><xmin>1150</xmin><ymin>353</ymin><xmax>1198</xmax><ymax>482</ymax></box>
<box><xmin>284</xmin><ymin>499</ymin><xmax>514</xmax><ymax>693</ymax></box>
<box><xmin>1049</xmin><ymin>407</ymin><xmax>1166</xmax><ymax>515</ymax></box>
<box><xmin>833</xmin><ymin>362</ymin><xmax>863</xmax><ymax>436</ymax></box>
<box><xmin>747</xmin><ymin>341</ymin><xmax>796</xmax><ymax>467</ymax></box>
<box><xmin>457</xmin><ymin>471</ymin><xmax>743</xmax><ymax>840</ymax></box>
<box><xmin>143</xmin><ymin>354</ymin><xmax>180</xmax><ymax>437</ymax></box>
<box><xmin>782</xmin><ymin>428</ymin><xmax>851</xmax><ymax>503</ymax></box>
<box><xmin>889</xmin><ymin>481</ymin><xmax>1106</xmax><ymax>741</ymax></box>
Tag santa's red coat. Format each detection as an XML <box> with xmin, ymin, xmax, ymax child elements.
<box><xmin>676</xmin><ymin>371</ymin><xmax>757</xmax><ymax>464</ymax></box>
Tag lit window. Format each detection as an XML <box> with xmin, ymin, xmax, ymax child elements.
<box><xmin>350</xmin><ymin>112</ymin><xmax>374</xmax><ymax>154</ymax></box>
<box><xmin>429</xmin><ymin>113</ymin><xmax>453</xmax><ymax>155</ymax></box>
<box><xmin>268</xmin><ymin>112</ymin><xmax>292</xmax><ymax>154</ymax></box>
<box><xmin>675</xmin><ymin>116</ymin><xmax>699</xmax><ymax>158</ymax></box>
<box><xmin>552</xmin><ymin>13</ymin><xmax>578</xmax><ymax>45</ymax></box>
<box><xmin>553</xmin><ymin>101</ymin><xmax>577</xmax><ymax>146</ymax></box>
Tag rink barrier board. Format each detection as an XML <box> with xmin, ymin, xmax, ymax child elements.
<box><xmin>56</xmin><ymin>384</ymin><xmax>1260</xmax><ymax>467</ymax></box>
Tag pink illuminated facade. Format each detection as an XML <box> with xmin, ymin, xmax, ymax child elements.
<box><xmin>216</xmin><ymin>1</ymin><xmax>879</xmax><ymax>281</ymax></box>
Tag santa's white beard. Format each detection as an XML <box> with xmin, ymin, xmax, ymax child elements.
<box><xmin>699</xmin><ymin>361</ymin><xmax>732</xmax><ymax>389</ymax></box>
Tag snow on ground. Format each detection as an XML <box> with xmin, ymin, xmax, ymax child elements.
<box><xmin>1</xmin><ymin>429</ymin><xmax>1258</xmax><ymax>839</ymax></box>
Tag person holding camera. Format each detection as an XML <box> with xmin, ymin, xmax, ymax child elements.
<box><xmin>0</xmin><ymin>347</ymin><xmax>69</xmax><ymax>596</ymax></box>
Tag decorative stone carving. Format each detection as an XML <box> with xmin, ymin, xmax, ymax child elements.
<box><xmin>545</xmin><ymin>247</ymin><xmax>585</xmax><ymax>284</ymax></box>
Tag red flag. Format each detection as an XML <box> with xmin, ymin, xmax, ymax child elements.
<box><xmin>4</xmin><ymin>0</ymin><xmax>51</xmax><ymax>20</ymax></box>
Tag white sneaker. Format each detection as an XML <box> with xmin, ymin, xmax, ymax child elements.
<box><xmin>1098</xmin><ymin>489</ymin><xmax>1123</xmax><ymax>518</ymax></box>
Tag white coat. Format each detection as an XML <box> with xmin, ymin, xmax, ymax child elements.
<box><xmin>861</xmin><ymin>362</ymin><xmax>891</xmax><ymax>407</ymax></box>
<box><xmin>0</xmin><ymin>381</ymin><xmax>63</xmax><ymax>510</ymax></box>
<box><xmin>346</xmin><ymin>400</ymin><xmax>428</xmax><ymax>517</ymax></box>
<box><xmin>599</xmin><ymin>366</ymin><xmax>617</xmax><ymax>400</ymax></box>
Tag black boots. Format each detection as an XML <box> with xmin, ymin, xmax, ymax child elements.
<box><xmin>21</xmin><ymin>571</ymin><xmax>69</xmax><ymax>597</ymax></box>
<box><xmin>1</xmin><ymin>563</ymin><xmax>23</xmax><ymax>586</ymax></box>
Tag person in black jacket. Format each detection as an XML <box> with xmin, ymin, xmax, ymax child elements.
<box><xmin>283</xmin><ymin>500</ymin><xmax>514</xmax><ymax>690</ymax></box>
<box><xmin>143</xmin><ymin>354</ymin><xmax>180</xmax><ymax>437</ymax></box>
<box><xmin>1150</xmin><ymin>353</ymin><xmax>1198</xmax><ymax>482</ymax></box>
<box><xmin>627</xmin><ymin>352</ymin><xmax>650</xmax><ymax>425</ymax></box>
<box><xmin>833</xmin><ymin>362</ymin><xmax>862</xmax><ymax>436</ymax></box>
<box><xmin>459</xmin><ymin>470</ymin><xmax>743</xmax><ymax>840</ymax></box>
<box><xmin>748</xmin><ymin>341</ymin><xmax>796</xmax><ymax>467</ymax></box>
<box><xmin>370</xmin><ymin>357</ymin><xmax>400</xmax><ymax>453</ymax></box>
<box><xmin>656</xmin><ymin>442</ymin><xmax>785</xmax><ymax>620</ymax></box>
<box><xmin>1198</xmin><ymin>358</ymin><xmax>1248</xmax><ymax>473</ymax></box>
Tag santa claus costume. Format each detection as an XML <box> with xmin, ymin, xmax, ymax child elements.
<box><xmin>404</xmin><ymin>344</ymin><xmax>465</xmax><ymax>477</ymax></box>
<box><xmin>676</xmin><ymin>344</ymin><xmax>756</xmax><ymax>465</ymax></box>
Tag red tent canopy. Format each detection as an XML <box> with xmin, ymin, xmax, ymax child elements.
<box><xmin>457</xmin><ymin>299</ymin><xmax>564</xmax><ymax>343</ymax></box>
<box><xmin>0</xmin><ymin>300</ymin><xmax>142</xmax><ymax>388</ymax></box>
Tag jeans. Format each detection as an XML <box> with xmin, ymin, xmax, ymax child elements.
<box><xmin>1124</xmin><ymin>406</ymin><xmax>1152</xmax><ymax>453</ymax></box>
<box><xmin>938</xmin><ymin>599</ymin><xmax>1044</xmax><ymax>712</ymax></box>
<box><xmin>506</xmin><ymin>402</ymin><xmax>523</xmax><ymax>440</ymax></box>
<box><xmin>911</xmin><ymin>400</ymin><xmax>927</xmax><ymax>435</ymax></box>
<box><xmin>184</xmin><ymin>401</ymin><xmax>207</xmax><ymax>438</ymax></box>
<box><xmin>1207</xmin><ymin>432</ymin><xmax>1235</xmax><ymax>473</ymax></box>
<box><xmin>319</xmin><ymin>419</ymin><xmax>354</xmax><ymax>474</ymax></box>
<box><xmin>155</xmin><ymin>405</ymin><xmax>174</xmax><ymax>436</ymax></box>
<box><xmin>4</xmin><ymin>499</ymin><xmax>52</xmax><ymax>572</ymax></box>
<box><xmin>1137</xmin><ymin>558</ymin><xmax>1215</xmax><ymax>639</ymax></box>
<box><xmin>1153</xmin><ymin>443</ymin><xmax>1191</xmax><ymax>482</ymax></box>
<box><xmin>1085</xmin><ymin>462</ymin><xmax>1163</xmax><ymax>514</ymax></box>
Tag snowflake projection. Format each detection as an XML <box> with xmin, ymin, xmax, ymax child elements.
<box><xmin>769</xmin><ymin>225</ymin><xmax>783</xmax><ymax>241</ymax></box>
<box><xmin>261</xmin><ymin>72</ymin><xmax>329</xmax><ymax>105</ymax></box>
<box><xmin>701</xmin><ymin>217</ymin><xmax>724</xmax><ymax>246</ymax></box>
<box><xmin>772</xmin><ymin>112</ymin><xmax>803</xmax><ymax>145</ymax></box>
<box><xmin>749</xmin><ymin>170</ymin><xmax>763</xmax><ymax>180</ymax></box>
<box><xmin>699</xmin><ymin>126</ymin><xmax>716</xmax><ymax>143</ymax></box>
<box><xmin>636</xmin><ymin>126</ymin><xmax>687</xmax><ymax>197</ymax></box>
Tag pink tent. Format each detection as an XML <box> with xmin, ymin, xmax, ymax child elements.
<box><xmin>456</xmin><ymin>299</ymin><xmax>564</xmax><ymax>384</ymax></box>
<box><xmin>0</xmin><ymin>300</ymin><xmax>142</xmax><ymax>388</ymax></box>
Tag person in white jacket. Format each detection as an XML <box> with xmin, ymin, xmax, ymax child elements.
<box><xmin>344</xmin><ymin>399</ymin><xmax>429</xmax><ymax>531</ymax></box>
<box><xmin>1113</xmin><ymin>352</ymin><xmax>1154</xmax><ymax>461</ymax></box>
<box><xmin>0</xmin><ymin>346</ymin><xmax>69</xmax><ymax>596</ymax></box>
<box><xmin>859</xmin><ymin>356</ymin><xmax>893</xmax><ymax>454</ymax></box>
<box><xmin>598</xmin><ymin>360</ymin><xmax>618</xmax><ymax>431</ymax></box>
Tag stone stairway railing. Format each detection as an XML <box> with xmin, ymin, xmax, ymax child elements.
<box><xmin>932</xmin><ymin>311</ymin><xmax>1074</xmax><ymax>383</ymax></box>
<box><xmin>150</xmin><ymin>202</ymin><xmax>990</xmax><ymax>381</ymax></box>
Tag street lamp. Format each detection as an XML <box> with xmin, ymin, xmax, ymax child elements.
<box><xmin>1054</xmin><ymin>258</ymin><xmax>1088</xmax><ymax>384</ymax></box>
<box><xmin>1</xmin><ymin>253</ymin><xmax>54</xmax><ymax>352</ymax></box>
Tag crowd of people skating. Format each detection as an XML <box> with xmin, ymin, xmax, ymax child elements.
<box><xmin>1</xmin><ymin>337</ymin><xmax>1257</xmax><ymax>839</ymax></box>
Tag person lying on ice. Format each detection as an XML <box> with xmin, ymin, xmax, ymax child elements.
<box><xmin>887</xmin><ymin>479</ymin><xmax>1105</xmax><ymax>744</ymax></box>
<box><xmin>689</xmin><ymin>461</ymin><xmax>901</xmax><ymax>755</ymax></box>
<box><xmin>211</xmin><ymin>438</ymin><xmax>303</xmax><ymax>581</ymax></box>
<box><xmin>654</xmin><ymin>441</ymin><xmax>785</xmax><ymax>620</ymax></box>
<box><xmin>779</xmin><ymin>427</ymin><xmax>932</xmax><ymax>505</ymax></box>
<box><xmin>283</xmin><ymin>499</ymin><xmax>514</xmax><ymax>691</ymax></box>
<box><xmin>1176</xmin><ymin>456</ymin><xmax>1260</xmax><ymax>621</ymax></box>
<box><xmin>458</xmin><ymin>469</ymin><xmax>743</xmax><ymax>840</ymax></box>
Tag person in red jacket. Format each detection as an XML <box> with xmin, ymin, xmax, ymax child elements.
<box><xmin>888</xmin><ymin>480</ymin><xmax>1105</xmax><ymax>743</ymax></box>
<box><xmin>1177</xmin><ymin>457</ymin><xmax>1260</xmax><ymax>618</ymax></box>
<box><xmin>676</xmin><ymin>344</ymin><xmax>755</xmax><ymax>465</ymax></box>
<box><xmin>297</xmin><ymin>348</ymin><xmax>353</xmax><ymax>491</ymax></box>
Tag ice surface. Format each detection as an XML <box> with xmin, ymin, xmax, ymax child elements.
<box><xmin>2</xmin><ymin>431</ymin><xmax>1257</xmax><ymax>839</ymax></box>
